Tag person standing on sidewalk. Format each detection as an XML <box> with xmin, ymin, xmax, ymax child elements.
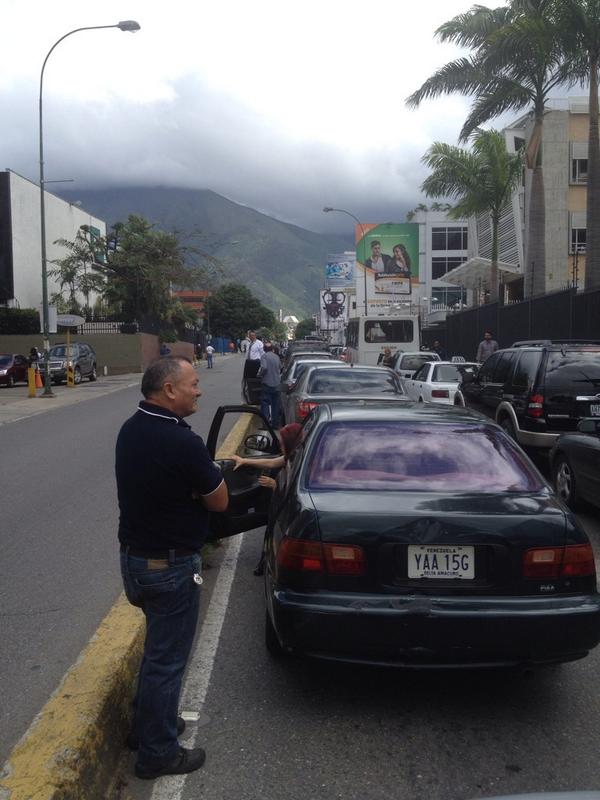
<box><xmin>205</xmin><ymin>344</ymin><xmax>215</xmax><ymax>369</ymax></box>
<box><xmin>258</xmin><ymin>341</ymin><xmax>282</xmax><ymax>426</ymax></box>
<box><xmin>116</xmin><ymin>356</ymin><xmax>228</xmax><ymax>780</ymax></box>
<box><xmin>476</xmin><ymin>330</ymin><xmax>499</xmax><ymax>363</ymax></box>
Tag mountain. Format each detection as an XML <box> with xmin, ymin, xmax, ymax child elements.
<box><xmin>57</xmin><ymin>186</ymin><xmax>352</xmax><ymax>319</ymax></box>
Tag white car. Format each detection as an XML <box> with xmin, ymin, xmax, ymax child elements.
<box><xmin>391</xmin><ymin>351</ymin><xmax>441</xmax><ymax>384</ymax></box>
<box><xmin>403</xmin><ymin>360</ymin><xmax>479</xmax><ymax>405</ymax></box>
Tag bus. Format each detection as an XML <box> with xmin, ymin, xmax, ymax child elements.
<box><xmin>345</xmin><ymin>314</ymin><xmax>420</xmax><ymax>366</ymax></box>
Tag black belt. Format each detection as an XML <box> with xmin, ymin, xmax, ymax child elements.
<box><xmin>120</xmin><ymin>544</ymin><xmax>198</xmax><ymax>559</ymax></box>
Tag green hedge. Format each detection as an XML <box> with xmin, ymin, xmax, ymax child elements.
<box><xmin>0</xmin><ymin>309</ymin><xmax>40</xmax><ymax>335</ymax></box>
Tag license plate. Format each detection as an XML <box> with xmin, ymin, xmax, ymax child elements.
<box><xmin>591</xmin><ymin>404</ymin><xmax>600</xmax><ymax>416</ymax></box>
<box><xmin>408</xmin><ymin>545</ymin><xmax>474</xmax><ymax>579</ymax></box>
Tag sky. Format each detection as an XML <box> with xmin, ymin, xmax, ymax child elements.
<box><xmin>1</xmin><ymin>0</ymin><xmax>508</xmax><ymax>233</ymax></box>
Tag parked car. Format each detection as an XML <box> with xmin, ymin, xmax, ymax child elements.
<box><xmin>0</xmin><ymin>353</ymin><xmax>29</xmax><ymax>387</ymax></box>
<box><xmin>46</xmin><ymin>342</ymin><xmax>97</xmax><ymax>384</ymax></box>
<box><xmin>391</xmin><ymin>350</ymin><xmax>441</xmax><ymax>383</ymax></box>
<box><xmin>284</xmin><ymin>364</ymin><xmax>405</xmax><ymax>424</ymax></box>
<box><xmin>280</xmin><ymin>357</ymin><xmax>337</xmax><ymax>391</ymax></box>
<box><xmin>280</xmin><ymin>361</ymin><xmax>352</xmax><ymax>425</ymax></box>
<box><xmin>207</xmin><ymin>402</ymin><xmax>600</xmax><ymax>668</ymax></box>
<box><xmin>403</xmin><ymin>361</ymin><xmax>479</xmax><ymax>405</ymax></box>
<box><xmin>454</xmin><ymin>340</ymin><xmax>600</xmax><ymax>452</ymax></box>
<box><xmin>550</xmin><ymin>417</ymin><xmax>600</xmax><ymax>511</ymax></box>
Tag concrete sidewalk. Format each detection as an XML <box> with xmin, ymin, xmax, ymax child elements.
<box><xmin>0</xmin><ymin>356</ymin><xmax>248</xmax><ymax>800</ymax></box>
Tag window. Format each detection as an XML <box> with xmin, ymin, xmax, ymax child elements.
<box><xmin>478</xmin><ymin>353</ymin><xmax>501</xmax><ymax>383</ymax></box>
<box><xmin>492</xmin><ymin>351</ymin><xmax>517</xmax><ymax>384</ymax></box>
<box><xmin>364</xmin><ymin>320</ymin><xmax>414</xmax><ymax>344</ymax></box>
<box><xmin>346</xmin><ymin>319</ymin><xmax>358</xmax><ymax>349</ymax></box>
<box><xmin>399</xmin><ymin>354</ymin><xmax>438</xmax><ymax>372</ymax></box>
<box><xmin>430</xmin><ymin>287</ymin><xmax>468</xmax><ymax>307</ymax></box>
<box><xmin>307</xmin><ymin>422</ymin><xmax>543</xmax><ymax>493</ymax></box>
<box><xmin>513</xmin><ymin>351</ymin><xmax>541</xmax><ymax>390</ymax></box>
<box><xmin>307</xmin><ymin>370</ymin><xmax>401</xmax><ymax>395</ymax></box>
<box><xmin>432</xmin><ymin>227</ymin><xmax>468</xmax><ymax>251</ymax></box>
<box><xmin>413</xmin><ymin>364</ymin><xmax>430</xmax><ymax>381</ymax></box>
<box><xmin>432</xmin><ymin>256</ymin><xmax>467</xmax><ymax>280</ymax></box>
<box><xmin>432</xmin><ymin>365</ymin><xmax>462</xmax><ymax>383</ymax></box>
<box><xmin>570</xmin><ymin>142</ymin><xmax>588</xmax><ymax>184</ymax></box>
<box><xmin>571</xmin><ymin>227</ymin><xmax>586</xmax><ymax>254</ymax></box>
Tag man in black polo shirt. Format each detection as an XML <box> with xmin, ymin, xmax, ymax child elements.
<box><xmin>116</xmin><ymin>356</ymin><xmax>228</xmax><ymax>780</ymax></box>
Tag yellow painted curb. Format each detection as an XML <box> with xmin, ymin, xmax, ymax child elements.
<box><xmin>0</xmin><ymin>595</ymin><xmax>144</xmax><ymax>800</ymax></box>
<box><xmin>0</xmin><ymin>412</ymin><xmax>257</xmax><ymax>800</ymax></box>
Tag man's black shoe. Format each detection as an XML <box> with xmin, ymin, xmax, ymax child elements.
<box><xmin>135</xmin><ymin>746</ymin><xmax>206</xmax><ymax>780</ymax></box>
<box><xmin>126</xmin><ymin>716</ymin><xmax>186</xmax><ymax>751</ymax></box>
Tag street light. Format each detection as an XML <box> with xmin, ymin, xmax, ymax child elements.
<box><xmin>38</xmin><ymin>20</ymin><xmax>140</xmax><ymax>396</ymax></box>
<box><xmin>323</xmin><ymin>206</ymin><xmax>368</xmax><ymax>315</ymax></box>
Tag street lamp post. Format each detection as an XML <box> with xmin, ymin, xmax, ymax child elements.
<box><xmin>323</xmin><ymin>206</ymin><xmax>368</xmax><ymax>315</ymax></box>
<box><xmin>39</xmin><ymin>20</ymin><xmax>140</xmax><ymax>397</ymax></box>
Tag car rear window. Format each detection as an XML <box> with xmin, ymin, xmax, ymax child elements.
<box><xmin>307</xmin><ymin>370</ymin><xmax>401</xmax><ymax>395</ymax></box>
<box><xmin>432</xmin><ymin>365</ymin><xmax>462</xmax><ymax>382</ymax></box>
<box><xmin>307</xmin><ymin>422</ymin><xmax>543</xmax><ymax>492</ymax></box>
<box><xmin>545</xmin><ymin>349</ymin><xmax>600</xmax><ymax>388</ymax></box>
<box><xmin>399</xmin><ymin>355</ymin><xmax>436</xmax><ymax>371</ymax></box>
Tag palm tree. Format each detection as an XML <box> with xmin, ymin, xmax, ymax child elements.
<box><xmin>421</xmin><ymin>129</ymin><xmax>523</xmax><ymax>302</ymax></box>
<box><xmin>553</xmin><ymin>0</ymin><xmax>600</xmax><ymax>289</ymax></box>
<box><xmin>407</xmin><ymin>1</ymin><xmax>570</xmax><ymax>296</ymax></box>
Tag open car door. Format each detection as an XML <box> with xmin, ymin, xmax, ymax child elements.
<box><xmin>206</xmin><ymin>405</ymin><xmax>281</xmax><ymax>541</ymax></box>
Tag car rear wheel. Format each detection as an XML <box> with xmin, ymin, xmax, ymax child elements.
<box><xmin>265</xmin><ymin>609</ymin><xmax>284</xmax><ymax>657</ymax></box>
<box><xmin>89</xmin><ymin>365</ymin><xmax>97</xmax><ymax>382</ymax></box>
<box><xmin>553</xmin><ymin>455</ymin><xmax>581</xmax><ymax>511</ymax></box>
<box><xmin>500</xmin><ymin>416</ymin><xmax>517</xmax><ymax>441</ymax></box>
<box><xmin>7</xmin><ymin>375</ymin><xmax>14</xmax><ymax>388</ymax></box>
<box><xmin>74</xmin><ymin>367</ymin><xmax>82</xmax><ymax>385</ymax></box>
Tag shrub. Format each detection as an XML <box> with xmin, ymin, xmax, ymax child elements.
<box><xmin>0</xmin><ymin>308</ymin><xmax>40</xmax><ymax>334</ymax></box>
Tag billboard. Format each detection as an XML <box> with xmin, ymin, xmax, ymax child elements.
<box><xmin>319</xmin><ymin>288</ymin><xmax>348</xmax><ymax>331</ymax></box>
<box><xmin>355</xmin><ymin>223</ymin><xmax>419</xmax><ymax>312</ymax></box>
<box><xmin>325</xmin><ymin>253</ymin><xmax>355</xmax><ymax>285</ymax></box>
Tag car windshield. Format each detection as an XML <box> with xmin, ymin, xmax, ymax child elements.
<box><xmin>432</xmin><ymin>365</ymin><xmax>462</xmax><ymax>382</ymax></box>
<box><xmin>49</xmin><ymin>346</ymin><xmax>75</xmax><ymax>358</ymax></box>
<box><xmin>0</xmin><ymin>355</ymin><xmax>13</xmax><ymax>366</ymax></box>
<box><xmin>307</xmin><ymin>421</ymin><xmax>543</xmax><ymax>493</ymax></box>
<box><xmin>399</xmin><ymin>354</ymin><xmax>436</xmax><ymax>371</ymax></box>
<box><xmin>307</xmin><ymin>370</ymin><xmax>401</xmax><ymax>395</ymax></box>
<box><xmin>545</xmin><ymin>350</ymin><xmax>600</xmax><ymax>388</ymax></box>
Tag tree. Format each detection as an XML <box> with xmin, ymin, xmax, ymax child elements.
<box><xmin>421</xmin><ymin>129</ymin><xmax>523</xmax><ymax>302</ymax></box>
<box><xmin>553</xmin><ymin>0</ymin><xmax>600</xmax><ymax>288</ymax></box>
<box><xmin>294</xmin><ymin>318</ymin><xmax>316</xmax><ymax>339</ymax></box>
<box><xmin>50</xmin><ymin>226</ymin><xmax>106</xmax><ymax>314</ymax></box>
<box><xmin>407</xmin><ymin>1</ymin><xmax>570</xmax><ymax>296</ymax></box>
<box><xmin>208</xmin><ymin>283</ymin><xmax>275</xmax><ymax>341</ymax></box>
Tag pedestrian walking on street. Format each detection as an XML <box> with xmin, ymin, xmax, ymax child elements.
<box><xmin>258</xmin><ymin>341</ymin><xmax>282</xmax><ymax>426</ymax></box>
<box><xmin>205</xmin><ymin>344</ymin><xmax>215</xmax><ymax>368</ymax></box>
<box><xmin>476</xmin><ymin>331</ymin><xmax>499</xmax><ymax>363</ymax></box>
<box><xmin>116</xmin><ymin>357</ymin><xmax>228</xmax><ymax>780</ymax></box>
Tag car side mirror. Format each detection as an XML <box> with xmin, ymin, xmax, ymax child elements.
<box><xmin>577</xmin><ymin>418</ymin><xmax>600</xmax><ymax>435</ymax></box>
<box><xmin>244</xmin><ymin>433</ymin><xmax>272</xmax><ymax>452</ymax></box>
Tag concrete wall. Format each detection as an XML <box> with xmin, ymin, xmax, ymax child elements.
<box><xmin>7</xmin><ymin>170</ymin><xmax>106</xmax><ymax>309</ymax></box>
<box><xmin>0</xmin><ymin>333</ymin><xmax>194</xmax><ymax>374</ymax></box>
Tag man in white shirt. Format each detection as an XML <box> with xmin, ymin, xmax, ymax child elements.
<box><xmin>246</xmin><ymin>331</ymin><xmax>264</xmax><ymax>363</ymax></box>
<box><xmin>205</xmin><ymin>344</ymin><xmax>215</xmax><ymax>369</ymax></box>
<box><xmin>243</xmin><ymin>331</ymin><xmax>265</xmax><ymax>403</ymax></box>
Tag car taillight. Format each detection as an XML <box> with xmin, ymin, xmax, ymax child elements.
<box><xmin>277</xmin><ymin>540</ymin><xmax>366</xmax><ymax>576</ymax></box>
<box><xmin>323</xmin><ymin>544</ymin><xmax>365</xmax><ymax>576</ymax></box>
<box><xmin>297</xmin><ymin>400</ymin><xmax>318</xmax><ymax>419</ymax></box>
<box><xmin>277</xmin><ymin>539</ymin><xmax>323</xmax><ymax>571</ymax></box>
<box><xmin>431</xmin><ymin>389</ymin><xmax>449</xmax><ymax>398</ymax></box>
<box><xmin>526</xmin><ymin>393</ymin><xmax>544</xmax><ymax>418</ymax></box>
<box><xmin>523</xmin><ymin>544</ymin><xmax>596</xmax><ymax>579</ymax></box>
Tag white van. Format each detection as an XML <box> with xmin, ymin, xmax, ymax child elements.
<box><xmin>345</xmin><ymin>315</ymin><xmax>420</xmax><ymax>366</ymax></box>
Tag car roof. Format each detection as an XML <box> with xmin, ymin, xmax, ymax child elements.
<box><xmin>317</xmin><ymin>401</ymin><xmax>488</xmax><ymax>425</ymax></box>
<box><xmin>432</xmin><ymin>361</ymin><xmax>479</xmax><ymax>367</ymax></box>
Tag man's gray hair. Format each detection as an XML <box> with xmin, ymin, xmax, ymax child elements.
<box><xmin>141</xmin><ymin>356</ymin><xmax>191</xmax><ymax>398</ymax></box>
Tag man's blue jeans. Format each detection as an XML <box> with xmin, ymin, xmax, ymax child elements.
<box><xmin>120</xmin><ymin>550</ymin><xmax>201</xmax><ymax>769</ymax></box>
<box><xmin>260</xmin><ymin>384</ymin><xmax>280</xmax><ymax>427</ymax></box>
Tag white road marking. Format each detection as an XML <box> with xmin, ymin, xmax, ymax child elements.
<box><xmin>150</xmin><ymin>533</ymin><xmax>244</xmax><ymax>800</ymax></box>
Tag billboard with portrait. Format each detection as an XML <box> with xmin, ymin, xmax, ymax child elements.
<box><xmin>319</xmin><ymin>288</ymin><xmax>348</xmax><ymax>331</ymax></box>
<box><xmin>354</xmin><ymin>223</ymin><xmax>419</xmax><ymax>312</ymax></box>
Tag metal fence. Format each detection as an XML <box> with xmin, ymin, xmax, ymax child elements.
<box><xmin>446</xmin><ymin>287</ymin><xmax>600</xmax><ymax>360</ymax></box>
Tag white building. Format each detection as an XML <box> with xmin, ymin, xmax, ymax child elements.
<box><xmin>0</xmin><ymin>169</ymin><xmax>106</xmax><ymax>310</ymax></box>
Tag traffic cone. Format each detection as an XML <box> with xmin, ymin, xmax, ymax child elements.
<box><xmin>35</xmin><ymin>370</ymin><xmax>43</xmax><ymax>389</ymax></box>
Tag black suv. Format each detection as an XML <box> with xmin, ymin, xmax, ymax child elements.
<box><xmin>46</xmin><ymin>342</ymin><xmax>98</xmax><ymax>385</ymax></box>
<box><xmin>455</xmin><ymin>340</ymin><xmax>600</xmax><ymax>451</ymax></box>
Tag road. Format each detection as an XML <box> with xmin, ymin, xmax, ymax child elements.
<box><xmin>0</xmin><ymin>353</ymin><xmax>244</xmax><ymax>765</ymax></box>
<box><xmin>3</xmin><ymin>359</ymin><xmax>600</xmax><ymax>798</ymax></box>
